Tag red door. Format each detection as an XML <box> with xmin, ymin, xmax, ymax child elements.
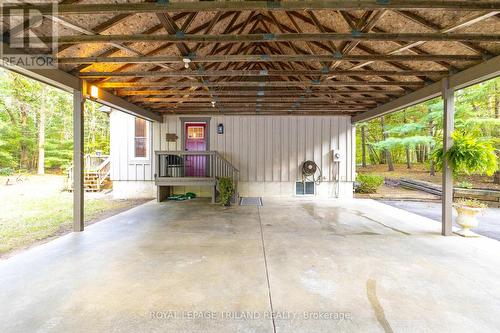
<box><xmin>185</xmin><ymin>123</ymin><xmax>207</xmax><ymax>177</ymax></box>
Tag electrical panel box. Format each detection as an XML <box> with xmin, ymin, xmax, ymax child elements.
<box><xmin>332</xmin><ymin>149</ymin><xmax>342</xmax><ymax>162</ymax></box>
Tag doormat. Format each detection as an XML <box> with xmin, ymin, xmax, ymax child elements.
<box><xmin>240</xmin><ymin>197</ymin><xmax>263</xmax><ymax>206</ymax></box>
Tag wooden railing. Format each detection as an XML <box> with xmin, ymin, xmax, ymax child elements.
<box><xmin>67</xmin><ymin>154</ymin><xmax>111</xmax><ymax>191</ymax></box>
<box><xmin>154</xmin><ymin>150</ymin><xmax>239</xmax><ymax>190</ymax></box>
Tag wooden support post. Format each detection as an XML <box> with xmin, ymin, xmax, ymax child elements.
<box><xmin>157</xmin><ymin>186</ymin><xmax>170</xmax><ymax>202</ymax></box>
<box><xmin>212</xmin><ymin>185</ymin><xmax>217</xmax><ymax>204</ymax></box>
<box><xmin>442</xmin><ymin>77</ymin><xmax>454</xmax><ymax>236</ymax></box>
<box><xmin>73</xmin><ymin>82</ymin><xmax>85</xmax><ymax>232</ymax></box>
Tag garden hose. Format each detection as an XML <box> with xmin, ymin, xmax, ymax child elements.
<box><xmin>301</xmin><ymin>160</ymin><xmax>322</xmax><ymax>185</ymax></box>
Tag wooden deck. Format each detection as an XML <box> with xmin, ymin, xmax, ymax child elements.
<box><xmin>155</xmin><ymin>151</ymin><xmax>239</xmax><ymax>203</ymax></box>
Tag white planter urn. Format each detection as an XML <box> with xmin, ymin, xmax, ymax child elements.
<box><xmin>454</xmin><ymin>205</ymin><xmax>482</xmax><ymax>237</ymax></box>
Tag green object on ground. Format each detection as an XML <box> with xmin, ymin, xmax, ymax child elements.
<box><xmin>167</xmin><ymin>192</ymin><xmax>197</xmax><ymax>201</ymax></box>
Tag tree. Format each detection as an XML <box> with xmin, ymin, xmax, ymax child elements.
<box><xmin>380</xmin><ymin>116</ymin><xmax>394</xmax><ymax>171</ymax></box>
<box><xmin>361</xmin><ymin>124</ymin><xmax>367</xmax><ymax>168</ymax></box>
<box><xmin>0</xmin><ymin>68</ymin><xmax>110</xmax><ymax>173</ymax></box>
<box><xmin>356</xmin><ymin>76</ymin><xmax>500</xmax><ymax>185</ymax></box>
<box><xmin>37</xmin><ymin>94</ymin><xmax>46</xmax><ymax>175</ymax></box>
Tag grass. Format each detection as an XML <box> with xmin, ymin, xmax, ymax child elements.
<box><xmin>0</xmin><ymin>175</ymin><xmax>146</xmax><ymax>255</ymax></box>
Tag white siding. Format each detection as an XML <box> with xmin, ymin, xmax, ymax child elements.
<box><xmin>110</xmin><ymin>111</ymin><xmax>154</xmax><ymax>181</ymax></box>
<box><xmin>157</xmin><ymin>114</ymin><xmax>355</xmax><ymax>183</ymax></box>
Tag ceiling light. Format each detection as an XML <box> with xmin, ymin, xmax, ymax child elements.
<box><xmin>90</xmin><ymin>85</ymin><xmax>99</xmax><ymax>99</ymax></box>
<box><xmin>182</xmin><ymin>58</ymin><xmax>191</xmax><ymax>69</ymax></box>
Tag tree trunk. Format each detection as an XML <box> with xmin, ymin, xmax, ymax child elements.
<box><xmin>494</xmin><ymin>82</ymin><xmax>499</xmax><ymax>184</ymax></box>
<box><xmin>405</xmin><ymin>148</ymin><xmax>411</xmax><ymax>169</ymax></box>
<box><xmin>37</xmin><ymin>97</ymin><xmax>46</xmax><ymax>175</ymax></box>
<box><xmin>361</xmin><ymin>125</ymin><xmax>367</xmax><ymax>168</ymax></box>
<box><xmin>19</xmin><ymin>107</ymin><xmax>30</xmax><ymax>170</ymax></box>
<box><xmin>403</xmin><ymin>112</ymin><xmax>411</xmax><ymax>169</ymax></box>
<box><xmin>380</xmin><ymin>116</ymin><xmax>394</xmax><ymax>171</ymax></box>
<box><xmin>368</xmin><ymin>144</ymin><xmax>378</xmax><ymax>165</ymax></box>
<box><xmin>494</xmin><ymin>171</ymin><xmax>500</xmax><ymax>184</ymax></box>
<box><xmin>428</xmin><ymin>108</ymin><xmax>435</xmax><ymax>176</ymax></box>
<box><xmin>495</xmin><ymin>83</ymin><xmax>499</xmax><ymax>119</ymax></box>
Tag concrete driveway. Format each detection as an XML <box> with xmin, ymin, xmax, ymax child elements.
<box><xmin>381</xmin><ymin>200</ymin><xmax>500</xmax><ymax>241</ymax></box>
<box><xmin>1</xmin><ymin>198</ymin><xmax>500</xmax><ymax>332</ymax></box>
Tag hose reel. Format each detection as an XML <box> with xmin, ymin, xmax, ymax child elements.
<box><xmin>301</xmin><ymin>160</ymin><xmax>322</xmax><ymax>185</ymax></box>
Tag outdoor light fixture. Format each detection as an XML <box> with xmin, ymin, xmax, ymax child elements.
<box><xmin>211</xmin><ymin>100</ymin><xmax>216</xmax><ymax>107</ymax></box>
<box><xmin>217</xmin><ymin>123</ymin><xmax>224</xmax><ymax>134</ymax></box>
<box><xmin>90</xmin><ymin>85</ymin><xmax>99</xmax><ymax>99</ymax></box>
<box><xmin>182</xmin><ymin>58</ymin><xmax>191</xmax><ymax>69</ymax></box>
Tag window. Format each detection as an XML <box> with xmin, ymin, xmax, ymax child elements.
<box><xmin>187</xmin><ymin>126</ymin><xmax>205</xmax><ymax>139</ymax></box>
<box><xmin>134</xmin><ymin>117</ymin><xmax>147</xmax><ymax>158</ymax></box>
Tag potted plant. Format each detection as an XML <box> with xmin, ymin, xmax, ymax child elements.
<box><xmin>433</xmin><ymin>131</ymin><xmax>498</xmax><ymax>236</ymax></box>
<box><xmin>453</xmin><ymin>199</ymin><xmax>487</xmax><ymax>237</ymax></box>
<box><xmin>218</xmin><ymin>177</ymin><xmax>234</xmax><ymax>207</ymax></box>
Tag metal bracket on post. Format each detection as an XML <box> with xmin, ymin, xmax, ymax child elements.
<box><xmin>442</xmin><ymin>77</ymin><xmax>454</xmax><ymax>236</ymax></box>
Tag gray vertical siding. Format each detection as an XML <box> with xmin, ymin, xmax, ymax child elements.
<box><xmin>111</xmin><ymin>113</ymin><xmax>355</xmax><ymax>184</ymax></box>
<box><xmin>150</xmin><ymin>114</ymin><xmax>355</xmax><ymax>183</ymax></box>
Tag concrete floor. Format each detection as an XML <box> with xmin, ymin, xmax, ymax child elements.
<box><xmin>1</xmin><ymin>198</ymin><xmax>500</xmax><ymax>332</ymax></box>
<box><xmin>381</xmin><ymin>200</ymin><xmax>500</xmax><ymax>241</ymax></box>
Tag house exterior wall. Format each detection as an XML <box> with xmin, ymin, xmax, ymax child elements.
<box><xmin>110</xmin><ymin>112</ymin><xmax>356</xmax><ymax>199</ymax></box>
<box><xmin>110</xmin><ymin>111</ymin><xmax>155</xmax><ymax>199</ymax></box>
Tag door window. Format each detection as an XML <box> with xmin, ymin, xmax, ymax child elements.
<box><xmin>187</xmin><ymin>126</ymin><xmax>205</xmax><ymax>139</ymax></box>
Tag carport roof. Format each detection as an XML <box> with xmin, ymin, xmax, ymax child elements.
<box><xmin>2</xmin><ymin>0</ymin><xmax>500</xmax><ymax>118</ymax></box>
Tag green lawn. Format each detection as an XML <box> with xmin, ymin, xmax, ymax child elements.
<box><xmin>0</xmin><ymin>175</ymin><xmax>144</xmax><ymax>255</ymax></box>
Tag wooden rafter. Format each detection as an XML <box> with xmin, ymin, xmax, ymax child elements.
<box><xmin>58</xmin><ymin>54</ymin><xmax>482</xmax><ymax>64</ymax></box>
<box><xmin>78</xmin><ymin>70</ymin><xmax>448</xmax><ymax>78</ymax></box>
<box><xmin>3</xmin><ymin>1</ymin><xmax>498</xmax><ymax>116</ymax></box>
<box><xmin>25</xmin><ymin>32</ymin><xmax>500</xmax><ymax>45</ymax></box>
<box><xmin>97</xmin><ymin>81</ymin><xmax>423</xmax><ymax>88</ymax></box>
<box><xmin>3</xmin><ymin>1</ymin><xmax>500</xmax><ymax>16</ymax></box>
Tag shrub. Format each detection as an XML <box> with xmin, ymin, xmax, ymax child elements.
<box><xmin>457</xmin><ymin>180</ymin><xmax>473</xmax><ymax>189</ymax></box>
<box><xmin>218</xmin><ymin>177</ymin><xmax>234</xmax><ymax>206</ymax></box>
<box><xmin>355</xmin><ymin>174</ymin><xmax>384</xmax><ymax>193</ymax></box>
<box><xmin>0</xmin><ymin>167</ymin><xmax>15</xmax><ymax>176</ymax></box>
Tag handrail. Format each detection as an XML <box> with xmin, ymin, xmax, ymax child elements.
<box><xmin>66</xmin><ymin>154</ymin><xmax>111</xmax><ymax>191</ymax></box>
<box><xmin>155</xmin><ymin>150</ymin><xmax>239</xmax><ymax>184</ymax></box>
<box><xmin>214</xmin><ymin>151</ymin><xmax>239</xmax><ymax>173</ymax></box>
<box><xmin>154</xmin><ymin>151</ymin><xmax>239</xmax><ymax>172</ymax></box>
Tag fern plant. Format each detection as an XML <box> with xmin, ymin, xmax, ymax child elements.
<box><xmin>432</xmin><ymin>131</ymin><xmax>498</xmax><ymax>177</ymax></box>
<box><xmin>218</xmin><ymin>177</ymin><xmax>234</xmax><ymax>206</ymax></box>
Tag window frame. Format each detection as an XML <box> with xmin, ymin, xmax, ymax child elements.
<box><xmin>187</xmin><ymin>125</ymin><xmax>205</xmax><ymax>139</ymax></box>
<box><xmin>133</xmin><ymin>117</ymin><xmax>149</xmax><ymax>160</ymax></box>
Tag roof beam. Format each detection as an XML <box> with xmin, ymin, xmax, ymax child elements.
<box><xmin>151</xmin><ymin>102</ymin><xmax>369</xmax><ymax>108</ymax></box>
<box><xmin>3</xmin><ymin>1</ymin><xmax>500</xmax><ymax>15</ymax></box>
<box><xmin>151</xmin><ymin>106</ymin><xmax>364</xmax><ymax>111</ymax></box>
<box><xmin>98</xmin><ymin>81</ymin><xmax>423</xmax><ymax>88</ymax></box>
<box><xmin>395</xmin><ymin>10</ymin><xmax>498</xmax><ymax>55</ymax></box>
<box><xmin>58</xmin><ymin>54</ymin><xmax>483</xmax><ymax>64</ymax></box>
<box><xmin>0</xmin><ymin>44</ymin><xmax>161</xmax><ymax>122</ymax></box>
<box><xmin>116</xmin><ymin>89</ymin><xmax>402</xmax><ymax>97</ymax></box>
<box><xmin>153</xmin><ymin>110</ymin><xmax>353</xmax><ymax>116</ymax></box>
<box><xmin>345</xmin><ymin>11</ymin><xmax>498</xmax><ymax>72</ymax></box>
<box><xmin>352</xmin><ymin>55</ymin><xmax>500</xmax><ymax>123</ymax></box>
<box><xmin>27</xmin><ymin>32</ymin><xmax>500</xmax><ymax>45</ymax></box>
<box><xmin>78</xmin><ymin>70</ymin><xmax>448</xmax><ymax>78</ymax></box>
<box><xmin>133</xmin><ymin>97</ymin><xmax>382</xmax><ymax>103</ymax></box>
